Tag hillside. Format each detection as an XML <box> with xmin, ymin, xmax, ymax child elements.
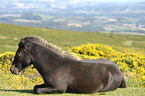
<box><xmin>0</xmin><ymin>23</ymin><xmax>145</xmax><ymax>54</ymax></box>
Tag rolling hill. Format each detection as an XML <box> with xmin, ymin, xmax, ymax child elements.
<box><xmin>0</xmin><ymin>23</ymin><xmax>145</xmax><ymax>54</ymax></box>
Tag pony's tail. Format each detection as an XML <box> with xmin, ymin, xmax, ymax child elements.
<box><xmin>119</xmin><ymin>75</ymin><xmax>127</xmax><ymax>88</ymax></box>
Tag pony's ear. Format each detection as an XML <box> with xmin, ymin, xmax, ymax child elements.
<box><xmin>20</xmin><ymin>38</ymin><xmax>32</xmax><ymax>50</ymax></box>
<box><xmin>21</xmin><ymin>39</ymin><xmax>25</xmax><ymax>45</ymax></box>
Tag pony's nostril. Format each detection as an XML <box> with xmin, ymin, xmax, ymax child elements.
<box><xmin>10</xmin><ymin>67</ymin><xmax>15</xmax><ymax>73</ymax></box>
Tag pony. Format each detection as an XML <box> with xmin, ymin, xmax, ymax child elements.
<box><xmin>10</xmin><ymin>36</ymin><xmax>127</xmax><ymax>94</ymax></box>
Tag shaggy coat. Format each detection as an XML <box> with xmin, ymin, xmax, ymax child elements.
<box><xmin>10</xmin><ymin>36</ymin><xmax>127</xmax><ymax>94</ymax></box>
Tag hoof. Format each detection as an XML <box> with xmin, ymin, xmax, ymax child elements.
<box><xmin>33</xmin><ymin>85</ymin><xmax>40</xmax><ymax>94</ymax></box>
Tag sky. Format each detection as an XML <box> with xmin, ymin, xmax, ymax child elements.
<box><xmin>85</xmin><ymin>0</ymin><xmax>145</xmax><ymax>2</ymax></box>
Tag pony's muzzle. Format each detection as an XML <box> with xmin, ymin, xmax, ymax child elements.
<box><xmin>10</xmin><ymin>65</ymin><xmax>20</xmax><ymax>75</ymax></box>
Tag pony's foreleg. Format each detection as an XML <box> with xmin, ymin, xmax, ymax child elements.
<box><xmin>34</xmin><ymin>83</ymin><xmax>45</xmax><ymax>94</ymax></box>
<box><xmin>33</xmin><ymin>84</ymin><xmax>64</xmax><ymax>94</ymax></box>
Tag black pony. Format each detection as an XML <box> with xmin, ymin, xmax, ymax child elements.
<box><xmin>10</xmin><ymin>36</ymin><xmax>127</xmax><ymax>94</ymax></box>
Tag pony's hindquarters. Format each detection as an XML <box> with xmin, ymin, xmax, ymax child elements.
<box><xmin>101</xmin><ymin>71</ymin><xmax>122</xmax><ymax>92</ymax></box>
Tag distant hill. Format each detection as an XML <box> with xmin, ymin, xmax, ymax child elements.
<box><xmin>0</xmin><ymin>1</ymin><xmax>145</xmax><ymax>34</ymax></box>
<box><xmin>0</xmin><ymin>23</ymin><xmax>145</xmax><ymax>54</ymax></box>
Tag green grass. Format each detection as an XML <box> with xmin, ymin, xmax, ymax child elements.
<box><xmin>0</xmin><ymin>23</ymin><xmax>145</xmax><ymax>54</ymax></box>
<box><xmin>0</xmin><ymin>88</ymin><xmax>145</xmax><ymax>96</ymax></box>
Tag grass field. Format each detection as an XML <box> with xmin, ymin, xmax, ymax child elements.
<box><xmin>0</xmin><ymin>88</ymin><xmax>145</xmax><ymax>96</ymax></box>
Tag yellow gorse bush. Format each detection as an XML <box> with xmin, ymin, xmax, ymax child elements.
<box><xmin>0</xmin><ymin>43</ymin><xmax>145</xmax><ymax>90</ymax></box>
<box><xmin>69</xmin><ymin>43</ymin><xmax>145</xmax><ymax>88</ymax></box>
<box><xmin>0</xmin><ymin>52</ymin><xmax>43</xmax><ymax>90</ymax></box>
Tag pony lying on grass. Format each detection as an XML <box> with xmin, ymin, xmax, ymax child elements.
<box><xmin>10</xmin><ymin>36</ymin><xmax>127</xmax><ymax>94</ymax></box>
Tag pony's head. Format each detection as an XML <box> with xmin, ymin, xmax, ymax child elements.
<box><xmin>10</xmin><ymin>36</ymin><xmax>80</xmax><ymax>75</ymax></box>
<box><xmin>10</xmin><ymin>38</ymin><xmax>33</xmax><ymax>75</ymax></box>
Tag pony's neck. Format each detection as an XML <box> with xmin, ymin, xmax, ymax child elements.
<box><xmin>30</xmin><ymin>44</ymin><xmax>62</xmax><ymax>76</ymax></box>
